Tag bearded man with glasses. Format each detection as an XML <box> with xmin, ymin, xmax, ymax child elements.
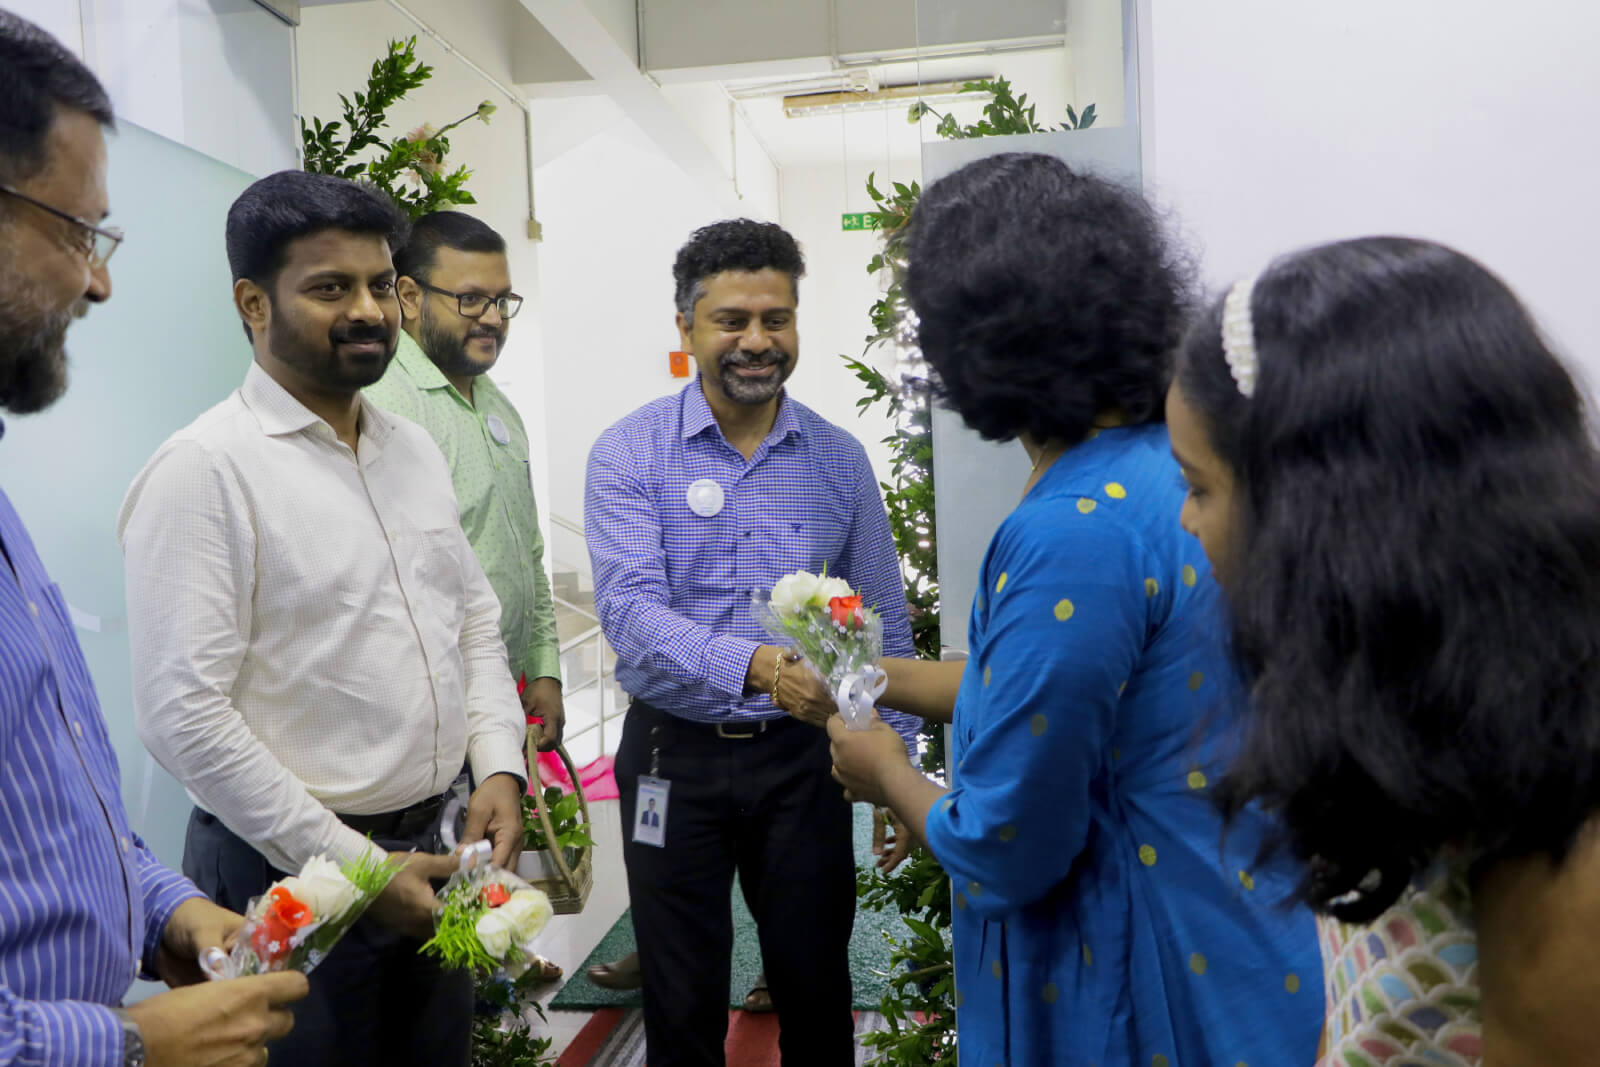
<box><xmin>364</xmin><ymin>211</ymin><xmax>567</xmax><ymax>983</ymax></box>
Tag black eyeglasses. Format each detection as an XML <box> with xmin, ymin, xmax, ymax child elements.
<box><xmin>0</xmin><ymin>183</ymin><xmax>123</xmax><ymax>268</ymax></box>
<box><xmin>414</xmin><ymin>280</ymin><xmax>523</xmax><ymax>320</ymax></box>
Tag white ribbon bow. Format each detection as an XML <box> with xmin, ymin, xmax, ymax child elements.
<box><xmin>835</xmin><ymin>666</ymin><xmax>889</xmax><ymax>730</ymax></box>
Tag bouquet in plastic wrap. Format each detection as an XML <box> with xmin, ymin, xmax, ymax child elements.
<box><xmin>751</xmin><ymin>569</ymin><xmax>888</xmax><ymax>730</ymax></box>
<box><xmin>420</xmin><ymin>841</ymin><xmax>554</xmax><ymax>976</ymax></box>
<box><xmin>199</xmin><ymin>851</ymin><xmax>397</xmax><ymax>978</ymax></box>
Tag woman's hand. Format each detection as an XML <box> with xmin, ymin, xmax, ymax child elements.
<box><xmin>826</xmin><ymin>714</ymin><xmax>910</xmax><ymax>807</ymax></box>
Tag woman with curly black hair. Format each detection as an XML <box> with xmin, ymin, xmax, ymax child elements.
<box><xmin>1167</xmin><ymin>236</ymin><xmax>1600</xmax><ymax>1065</ymax></box>
<box><xmin>827</xmin><ymin>152</ymin><xmax>1322</xmax><ymax>1066</ymax></box>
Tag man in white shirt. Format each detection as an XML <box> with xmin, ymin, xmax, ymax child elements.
<box><xmin>118</xmin><ymin>171</ymin><xmax>528</xmax><ymax>1067</ymax></box>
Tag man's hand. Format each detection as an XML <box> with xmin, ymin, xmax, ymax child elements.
<box><xmin>872</xmin><ymin>807</ymin><xmax>912</xmax><ymax>873</ymax></box>
<box><xmin>826</xmin><ymin>713</ymin><xmax>911</xmax><ymax>808</ymax></box>
<box><xmin>775</xmin><ymin>654</ymin><xmax>837</xmax><ymax>728</ymax></box>
<box><xmin>463</xmin><ymin>772</ymin><xmax>525</xmax><ymax>870</ymax></box>
<box><xmin>745</xmin><ymin>644</ymin><xmax>787</xmax><ymax>694</ymax></box>
<box><xmin>128</xmin><ymin>970</ymin><xmax>307</xmax><ymax>1067</ymax></box>
<box><xmin>522</xmin><ymin>676</ymin><xmax>566</xmax><ymax>751</ymax></box>
<box><xmin>367</xmin><ymin>851</ymin><xmax>460</xmax><ymax>941</ymax></box>
<box><xmin>155</xmin><ymin>897</ymin><xmax>245</xmax><ymax>988</ymax></box>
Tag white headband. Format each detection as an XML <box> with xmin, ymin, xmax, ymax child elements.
<box><xmin>1221</xmin><ymin>275</ymin><xmax>1260</xmax><ymax>398</ymax></box>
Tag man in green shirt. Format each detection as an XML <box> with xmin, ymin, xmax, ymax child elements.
<box><xmin>365</xmin><ymin>213</ymin><xmax>566</xmax><ymax>978</ymax></box>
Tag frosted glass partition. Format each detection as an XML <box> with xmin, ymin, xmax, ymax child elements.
<box><xmin>0</xmin><ymin>121</ymin><xmax>256</xmax><ymax>878</ymax></box>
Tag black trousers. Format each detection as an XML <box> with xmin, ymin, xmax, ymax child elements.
<box><xmin>183</xmin><ymin>808</ymin><xmax>472</xmax><ymax>1067</ymax></box>
<box><xmin>616</xmin><ymin>702</ymin><xmax>857</xmax><ymax>1067</ymax></box>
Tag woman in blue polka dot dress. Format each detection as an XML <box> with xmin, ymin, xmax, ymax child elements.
<box><xmin>826</xmin><ymin>154</ymin><xmax>1323</xmax><ymax>1067</ymax></box>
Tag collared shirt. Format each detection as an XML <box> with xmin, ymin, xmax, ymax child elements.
<box><xmin>585</xmin><ymin>380</ymin><xmax>918</xmax><ymax>746</ymax></box>
<box><xmin>117</xmin><ymin>362</ymin><xmax>526</xmax><ymax>874</ymax></box>
<box><xmin>364</xmin><ymin>332</ymin><xmax>561</xmax><ymax>684</ymax></box>
<box><xmin>0</xmin><ymin>468</ymin><xmax>202</xmax><ymax>1066</ymax></box>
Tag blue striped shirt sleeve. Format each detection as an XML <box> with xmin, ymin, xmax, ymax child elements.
<box><xmin>134</xmin><ymin>834</ymin><xmax>205</xmax><ymax>977</ymax></box>
<box><xmin>586</xmin><ymin>428</ymin><xmax>760</xmax><ymax>704</ymax></box>
<box><xmin>0</xmin><ymin>989</ymin><xmax>122</xmax><ymax>1067</ymax></box>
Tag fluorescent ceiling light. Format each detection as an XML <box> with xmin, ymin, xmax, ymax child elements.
<box><xmin>782</xmin><ymin>80</ymin><xmax>991</xmax><ymax>118</ymax></box>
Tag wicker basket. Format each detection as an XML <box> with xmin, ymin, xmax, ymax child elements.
<box><xmin>517</xmin><ymin>733</ymin><xmax>593</xmax><ymax>915</ymax></box>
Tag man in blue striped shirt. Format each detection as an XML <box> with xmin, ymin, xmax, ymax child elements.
<box><xmin>0</xmin><ymin>14</ymin><xmax>305</xmax><ymax>1067</ymax></box>
<box><xmin>585</xmin><ymin>219</ymin><xmax>916</xmax><ymax>1066</ymax></box>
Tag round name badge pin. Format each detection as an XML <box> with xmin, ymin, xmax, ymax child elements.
<box><xmin>686</xmin><ymin>478</ymin><xmax>725</xmax><ymax>518</ymax></box>
<box><xmin>485</xmin><ymin>414</ymin><xmax>511</xmax><ymax>445</ymax></box>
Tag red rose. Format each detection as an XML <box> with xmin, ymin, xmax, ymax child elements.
<box><xmin>250</xmin><ymin>886</ymin><xmax>313</xmax><ymax>964</ymax></box>
<box><xmin>828</xmin><ymin>595</ymin><xmax>864</xmax><ymax>630</ymax></box>
<box><xmin>481</xmin><ymin>883</ymin><xmax>511</xmax><ymax>908</ymax></box>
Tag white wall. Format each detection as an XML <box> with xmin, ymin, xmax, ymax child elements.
<box><xmin>1143</xmin><ymin>0</ymin><xmax>1600</xmax><ymax>384</ymax></box>
<box><xmin>779</xmin><ymin>157</ymin><xmax>919</xmax><ymax>489</ymax></box>
<box><xmin>10</xmin><ymin>0</ymin><xmax>298</xmax><ymax>177</ymax></box>
<box><xmin>533</xmin><ymin>116</ymin><xmax>726</xmax><ymax>541</ymax></box>
<box><xmin>531</xmin><ymin>80</ymin><xmax>783</xmax><ymax>547</ymax></box>
<box><xmin>298</xmin><ymin>0</ymin><xmax>552</xmax><ymax>529</ymax></box>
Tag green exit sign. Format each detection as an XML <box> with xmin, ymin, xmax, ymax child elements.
<box><xmin>841</xmin><ymin>212</ymin><xmax>883</xmax><ymax>231</ymax></box>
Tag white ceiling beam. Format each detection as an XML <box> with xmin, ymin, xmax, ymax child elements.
<box><xmin>513</xmin><ymin>0</ymin><xmax>742</xmax><ymax>213</ymax></box>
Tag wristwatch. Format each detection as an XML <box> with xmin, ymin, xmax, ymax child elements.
<box><xmin>110</xmin><ymin>1007</ymin><xmax>146</xmax><ymax>1067</ymax></box>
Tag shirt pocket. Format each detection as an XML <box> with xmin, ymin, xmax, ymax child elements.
<box><xmin>409</xmin><ymin>527</ymin><xmax>468</xmax><ymax>628</ymax></box>
<box><xmin>759</xmin><ymin>498</ymin><xmax>851</xmax><ymax>576</ymax></box>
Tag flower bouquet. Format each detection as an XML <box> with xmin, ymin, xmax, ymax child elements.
<box><xmin>751</xmin><ymin>569</ymin><xmax>888</xmax><ymax>730</ymax></box>
<box><xmin>199</xmin><ymin>851</ymin><xmax>397</xmax><ymax>978</ymax></box>
<box><xmin>420</xmin><ymin>845</ymin><xmax>555</xmax><ymax>976</ymax></box>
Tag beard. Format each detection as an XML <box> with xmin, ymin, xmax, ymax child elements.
<box><xmin>718</xmin><ymin>346</ymin><xmax>792</xmax><ymax>405</ymax></box>
<box><xmin>268</xmin><ymin>304</ymin><xmax>397</xmax><ymax>391</ymax></box>
<box><xmin>0</xmin><ymin>263</ymin><xmax>81</xmax><ymax>415</ymax></box>
<box><xmin>419</xmin><ymin>303</ymin><xmax>503</xmax><ymax>379</ymax></box>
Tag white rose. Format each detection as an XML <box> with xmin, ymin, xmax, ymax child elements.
<box><xmin>279</xmin><ymin>857</ymin><xmax>359</xmax><ymax>921</ymax></box>
<box><xmin>475</xmin><ymin>909</ymin><xmax>514</xmax><ymax>959</ymax></box>
<box><xmin>770</xmin><ymin>570</ymin><xmax>823</xmax><ymax>614</ymax></box>
<box><xmin>500</xmin><ymin>889</ymin><xmax>554</xmax><ymax>943</ymax></box>
<box><xmin>816</xmin><ymin>576</ymin><xmax>855</xmax><ymax>603</ymax></box>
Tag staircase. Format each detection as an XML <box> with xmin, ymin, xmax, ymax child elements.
<box><xmin>550</xmin><ymin>516</ymin><xmax>629</xmax><ymax>767</ymax></box>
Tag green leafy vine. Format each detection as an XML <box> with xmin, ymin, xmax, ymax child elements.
<box><xmin>300</xmin><ymin>36</ymin><xmax>496</xmax><ymax>219</ymax></box>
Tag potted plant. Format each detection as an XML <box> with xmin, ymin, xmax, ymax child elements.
<box><xmin>517</xmin><ymin>786</ymin><xmax>595</xmax><ymax>882</ymax></box>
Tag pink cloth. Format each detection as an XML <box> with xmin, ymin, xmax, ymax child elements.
<box><xmin>534</xmin><ymin>750</ymin><xmax>619</xmax><ymax>802</ymax></box>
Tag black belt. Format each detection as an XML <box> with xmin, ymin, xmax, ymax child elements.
<box><xmin>336</xmin><ymin>793</ymin><xmax>446</xmax><ymax>838</ymax></box>
<box><xmin>630</xmin><ymin>700</ymin><xmax>797</xmax><ymax>741</ymax></box>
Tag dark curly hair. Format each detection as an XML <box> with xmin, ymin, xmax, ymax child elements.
<box><xmin>672</xmin><ymin>218</ymin><xmax>805</xmax><ymax>325</ymax></box>
<box><xmin>1176</xmin><ymin>235</ymin><xmax>1600</xmax><ymax>921</ymax></box>
<box><xmin>904</xmin><ymin>152</ymin><xmax>1193</xmax><ymax>443</ymax></box>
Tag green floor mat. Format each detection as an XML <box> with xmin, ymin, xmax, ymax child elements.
<box><xmin>550</xmin><ymin>805</ymin><xmax>898</xmax><ymax>1011</ymax></box>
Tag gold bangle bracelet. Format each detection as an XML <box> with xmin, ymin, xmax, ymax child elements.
<box><xmin>771</xmin><ymin>649</ymin><xmax>784</xmax><ymax>706</ymax></box>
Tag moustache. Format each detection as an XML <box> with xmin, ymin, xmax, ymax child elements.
<box><xmin>330</xmin><ymin>323</ymin><xmax>392</xmax><ymax>345</ymax></box>
<box><xmin>722</xmin><ymin>348</ymin><xmax>788</xmax><ymax>369</ymax></box>
<box><xmin>466</xmin><ymin>327</ymin><xmax>503</xmax><ymax>345</ymax></box>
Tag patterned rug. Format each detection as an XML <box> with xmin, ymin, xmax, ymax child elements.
<box><xmin>555</xmin><ymin>1008</ymin><xmax>892</xmax><ymax>1067</ymax></box>
<box><xmin>549</xmin><ymin>806</ymin><xmax>896</xmax><ymax>1011</ymax></box>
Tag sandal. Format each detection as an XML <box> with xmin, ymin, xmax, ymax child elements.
<box><xmin>529</xmin><ymin>955</ymin><xmax>563</xmax><ymax>983</ymax></box>
<box><xmin>742</xmin><ymin>972</ymin><xmax>775</xmax><ymax>1013</ymax></box>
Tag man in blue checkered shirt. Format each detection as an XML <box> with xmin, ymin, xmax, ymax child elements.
<box><xmin>585</xmin><ymin>219</ymin><xmax>916</xmax><ymax>1066</ymax></box>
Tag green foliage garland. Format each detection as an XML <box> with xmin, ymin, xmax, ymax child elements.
<box><xmin>300</xmin><ymin>36</ymin><xmax>496</xmax><ymax>219</ymax></box>
<box><xmin>470</xmin><ymin>969</ymin><xmax>557</xmax><ymax>1067</ymax></box>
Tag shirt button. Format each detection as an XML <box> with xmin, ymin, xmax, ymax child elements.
<box><xmin>27</xmin><ymin>601</ymin><xmax>39</xmax><ymax>617</ymax></box>
<box><xmin>433</xmin><ymin>672</ymin><xmax>442</xmax><ymax>682</ymax></box>
<box><xmin>73</xmin><ymin>722</ymin><xmax>84</xmax><ymax>738</ymax></box>
<box><xmin>119</xmin><ymin>837</ymin><xmax>130</xmax><ymax>852</ymax></box>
